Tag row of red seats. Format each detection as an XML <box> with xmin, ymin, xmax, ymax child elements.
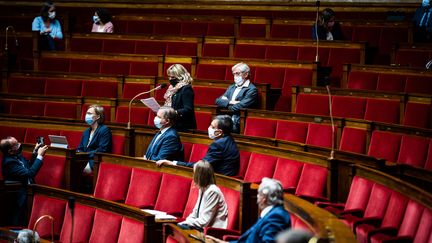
<box><xmin>295</xmin><ymin>93</ymin><xmax>430</xmax><ymax>128</ymax></box>
<box><xmin>245</xmin><ymin>117</ymin><xmax>432</xmax><ymax>171</ymax></box>
<box><xmin>318</xmin><ymin>176</ymin><xmax>432</xmax><ymax>243</ymax></box>
<box><xmin>27</xmin><ymin>193</ymin><xmax>147</xmax><ymax>242</ymax></box>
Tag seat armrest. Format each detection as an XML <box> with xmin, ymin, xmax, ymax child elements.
<box><xmin>297</xmin><ymin>195</ymin><xmax>329</xmax><ymax>203</ymax></box>
<box><xmin>315</xmin><ymin>201</ymin><xmax>345</xmax><ymax>209</ymax></box>
<box><xmin>339</xmin><ymin>209</ymin><xmax>364</xmax><ymax>218</ymax></box>
<box><xmin>353</xmin><ymin>216</ymin><xmax>382</xmax><ymax>230</ymax></box>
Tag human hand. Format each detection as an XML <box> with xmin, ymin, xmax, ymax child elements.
<box><xmin>229</xmin><ymin>100</ymin><xmax>240</xmax><ymax>105</ymax></box>
<box><xmin>156</xmin><ymin>159</ymin><xmax>174</xmax><ymax>167</ymax></box>
<box><xmin>143</xmin><ymin>155</ymin><xmax>147</xmax><ymax>160</ymax></box>
<box><xmin>83</xmin><ymin>163</ymin><xmax>92</xmax><ymax>174</ymax></box>
<box><xmin>37</xmin><ymin>145</ymin><xmax>49</xmax><ymax>156</ymax></box>
<box><xmin>221</xmin><ymin>96</ymin><xmax>228</xmax><ymax>100</ymax></box>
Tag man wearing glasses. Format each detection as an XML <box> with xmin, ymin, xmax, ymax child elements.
<box><xmin>215</xmin><ymin>62</ymin><xmax>258</xmax><ymax>133</ymax></box>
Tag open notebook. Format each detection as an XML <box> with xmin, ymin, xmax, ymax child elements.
<box><xmin>48</xmin><ymin>135</ymin><xmax>69</xmax><ymax>149</ymax></box>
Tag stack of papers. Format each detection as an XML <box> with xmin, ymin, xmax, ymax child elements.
<box><xmin>141</xmin><ymin>209</ymin><xmax>177</xmax><ymax>220</ymax></box>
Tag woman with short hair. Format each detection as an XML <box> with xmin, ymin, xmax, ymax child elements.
<box><xmin>91</xmin><ymin>8</ymin><xmax>114</xmax><ymax>33</ymax></box>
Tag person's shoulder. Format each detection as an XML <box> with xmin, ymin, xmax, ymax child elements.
<box><xmin>166</xmin><ymin>127</ymin><xmax>180</xmax><ymax>137</ymax></box>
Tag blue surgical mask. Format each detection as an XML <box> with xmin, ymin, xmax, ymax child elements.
<box><xmin>234</xmin><ymin>75</ymin><xmax>244</xmax><ymax>86</ymax></box>
<box><xmin>85</xmin><ymin>114</ymin><xmax>95</xmax><ymax>125</ymax></box>
<box><xmin>423</xmin><ymin>0</ymin><xmax>430</xmax><ymax>6</ymax></box>
<box><xmin>154</xmin><ymin>116</ymin><xmax>163</xmax><ymax>129</ymax></box>
<box><xmin>93</xmin><ymin>15</ymin><xmax>100</xmax><ymax>23</ymax></box>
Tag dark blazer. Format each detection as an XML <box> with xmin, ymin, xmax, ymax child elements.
<box><xmin>312</xmin><ymin>22</ymin><xmax>344</xmax><ymax>41</ymax></box>
<box><xmin>171</xmin><ymin>85</ymin><xmax>197</xmax><ymax>131</ymax></box>
<box><xmin>177</xmin><ymin>135</ymin><xmax>240</xmax><ymax>176</ymax></box>
<box><xmin>2</xmin><ymin>152</ymin><xmax>42</xmax><ymax>184</ymax></box>
<box><xmin>231</xmin><ymin>205</ymin><xmax>291</xmax><ymax>243</ymax></box>
<box><xmin>145</xmin><ymin>127</ymin><xmax>184</xmax><ymax>161</ymax></box>
<box><xmin>76</xmin><ymin>124</ymin><xmax>112</xmax><ymax>168</ymax></box>
<box><xmin>215</xmin><ymin>82</ymin><xmax>258</xmax><ymax>113</ymax></box>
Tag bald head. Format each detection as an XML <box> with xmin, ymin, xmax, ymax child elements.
<box><xmin>0</xmin><ymin>137</ymin><xmax>18</xmax><ymax>154</ymax></box>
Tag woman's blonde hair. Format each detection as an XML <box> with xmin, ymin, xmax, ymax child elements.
<box><xmin>193</xmin><ymin>160</ymin><xmax>215</xmax><ymax>189</ymax></box>
<box><xmin>166</xmin><ymin>64</ymin><xmax>193</xmax><ymax>85</ymax></box>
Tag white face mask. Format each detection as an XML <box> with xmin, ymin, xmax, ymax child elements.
<box><xmin>48</xmin><ymin>11</ymin><xmax>56</xmax><ymax>19</ymax></box>
<box><xmin>208</xmin><ymin>127</ymin><xmax>218</xmax><ymax>139</ymax></box>
<box><xmin>154</xmin><ymin>116</ymin><xmax>163</xmax><ymax>129</ymax></box>
<box><xmin>234</xmin><ymin>75</ymin><xmax>244</xmax><ymax>86</ymax></box>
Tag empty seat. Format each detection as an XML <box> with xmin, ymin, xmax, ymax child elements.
<box><xmin>189</xmin><ymin>143</ymin><xmax>210</xmax><ymax>162</ymax></box>
<box><xmin>100</xmin><ymin>60</ymin><xmax>131</xmax><ymax>75</ymax></box>
<box><xmin>332</xmin><ymin>96</ymin><xmax>366</xmax><ymax>119</ymax></box>
<box><xmin>295</xmin><ymin>93</ymin><xmax>329</xmax><ymax>116</ymax></box>
<box><xmin>195</xmin><ymin>111</ymin><xmax>213</xmax><ymax>131</ymax></box>
<box><xmin>194</xmin><ymin>86</ymin><xmax>226</xmax><ymax>105</ymax></box>
<box><xmin>122</xmin><ymin>83</ymin><xmax>151</xmax><ymax>99</ymax></box>
<box><xmin>125</xmin><ymin>168</ymin><xmax>162</xmax><ymax>209</ymax></box>
<box><xmin>117</xmin><ymin>217</ymin><xmax>145</xmax><ymax>243</ymax></box>
<box><xmin>59</xmin><ymin>130</ymin><xmax>82</xmax><ymax>149</ymax></box>
<box><xmin>112</xmin><ymin>134</ymin><xmax>126</xmax><ymax>155</ymax></box>
<box><xmin>237</xmin><ymin>151</ymin><xmax>251</xmax><ymax>179</ymax></box>
<box><xmin>368</xmin><ymin>131</ymin><xmax>402</xmax><ymax>162</ymax></box>
<box><xmin>81</xmin><ymin>80</ymin><xmax>118</xmax><ymax>98</ymax></box>
<box><xmin>88</xmin><ymin>209</ymin><xmax>122</xmax><ymax>243</ymax></box>
<box><xmin>103</xmin><ymin>39</ymin><xmax>135</xmax><ymax>54</ymax></box>
<box><xmin>93</xmin><ymin>163</ymin><xmax>132</xmax><ymax>202</ymax></box>
<box><xmin>154</xmin><ymin>174</ymin><xmax>191</xmax><ymax>216</ymax></box>
<box><xmin>376</xmin><ymin>73</ymin><xmax>406</xmax><ymax>92</ymax></box>
<box><xmin>254</xmin><ymin>67</ymin><xmax>286</xmax><ymax>88</ymax></box>
<box><xmin>364</xmin><ymin>98</ymin><xmax>400</xmax><ymax>124</ymax></box>
<box><xmin>44</xmin><ymin>102</ymin><xmax>79</xmax><ymax>119</ymax></box>
<box><xmin>397</xmin><ymin>135</ymin><xmax>430</xmax><ymax>168</ymax></box>
<box><xmin>115</xmin><ymin>106</ymin><xmax>150</xmax><ymax>126</ymax></box>
<box><xmin>347</xmin><ymin>71</ymin><xmax>378</xmax><ymax>90</ymax></box>
<box><xmin>403</xmin><ymin>102</ymin><xmax>431</xmax><ymax>129</ymax></box>
<box><xmin>70</xmin><ymin>59</ymin><xmax>100</xmax><ymax>73</ymax></box>
<box><xmin>305</xmin><ymin>123</ymin><xmax>333</xmax><ymax>148</ymax></box>
<box><xmin>59</xmin><ymin>203</ymin><xmax>95</xmax><ymax>243</ymax></box>
<box><xmin>339</xmin><ymin>127</ymin><xmax>367</xmax><ymax>154</ymax></box>
<box><xmin>10</xmin><ymin>100</ymin><xmax>45</xmax><ymax>117</ymax></box>
<box><xmin>244</xmin><ymin>117</ymin><xmax>277</xmax><ymax>139</ymax></box>
<box><xmin>28</xmin><ymin>194</ymin><xmax>66</xmax><ymax>238</ymax></box>
<box><xmin>275</xmin><ymin>120</ymin><xmax>308</xmax><ymax>143</ymax></box>
<box><xmin>295</xmin><ymin>163</ymin><xmax>328</xmax><ymax>202</ymax></box>
<box><xmin>405</xmin><ymin>75</ymin><xmax>432</xmax><ymax>95</ymax></box>
<box><xmin>272</xmin><ymin>158</ymin><xmax>304</xmax><ymax>192</ymax></box>
<box><xmin>34</xmin><ymin>155</ymin><xmax>66</xmax><ymax>188</ymax></box>
<box><xmin>8</xmin><ymin>77</ymin><xmax>46</xmax><ymax>95</ymax></box>
<box><xmin>234</xmin><ymin>44</ymin><xmax>266</xmax><ymax>59</ymax></box>
<box><xmin>24</xmin><ymin>128</ymin><xmax>60</xmax><ymax>144</ymax></box>
<box><xmin>44</xmin><ymin>79</ymin><xmax>82</xmax><ymax>96</ymax></box>
<box><xmin>243</xmin><ymin>153</ymin><xmax>278</xmax><ymax>184</ymax></box>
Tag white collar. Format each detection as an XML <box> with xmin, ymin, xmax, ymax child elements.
<box><xmin>236</xmin><ymin>79</ymin><xmax>250</xmax><ymax>88</ymax></box>
<box><xmin>260</xmin><ymin>205</ymin><xmax>274</xmax><ymax>218</ymax></box>
<box><xmin>160</xmin><ymin>126</ymin><xmax>171</xmax><ymax>134</ymax></box>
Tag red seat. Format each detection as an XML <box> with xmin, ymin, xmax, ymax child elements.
<box><xmin>332</xmin><ymin>96</ymin><xmax>366</xmax><ymax>119</ymax></box>
<box><xmin>347</xmin><ymin>71</ymin><xmax>378</xmax><ymax>90</ymax></box>
<box><xmin>100</xmin><ymin>60</ymin><xmax>131</xmax><ymax>75</ymax></box>
<box><xmin>394</xmin><ymin>49</ymin><xmax>431</xmax><ymax>68</ymax></box>
<box><xmin>368</xmin><ymin>131</ymin><xmax>402</xmax><ymax>162</ymax></box>
<box><xmin>397</xmin><ymin>135</ymin><xmax>430</xmax><ymax>168</ymax></box>
<box><xmin>405</xmin><ymin>75</ymin><xmax>432</xmax><ymax>94</ymax></box>
<box><xmin>129</xmin><ymin>61</ymin><xmax>159</xmax><ymax>76</ymax></box>
<box><xmin>195</xmin><ymin>111</ymin><xmax>213</xmax><ymax>131</ymax></box>
<box><xmin>239</xmin><ymin>23</ymin><xmax>266</xmax><ymax>38</ymax></box>
<box><xmin>59</xmin><ymin>130</ymin><xmax>82</xmax><ymax>149</ymax></box>
<box><xmin>0</xmin><ymin>126</ymin><xmax>26</xmax><ymax>142</ymax></box>
<box><xmin>8</xmin><ymin>77</ymin><xmax>46</xmax><ymax>95</ymax></box>
<box><xmin>298</xmin><ymin>47</ymin><xmax>330</xmax><ymax>64</ymax></box>
<box><xmin>122</xmin><ymin>83</ymin><xmax>152</xmax><ymax>99</ymax></box>
<box><xmin>202</xmin><ymin>43</ymin><xmax>231</xmax><ymax>58</ymax></box>
<box><xmin>88</xmin><ymin>209</ymin><xmax>122</xmax><ymax>243</ymax></box>
<box><xmin>70</xmin><ymin>38</ymin><xmax>103</xmax><ymax>52</ymax></box>
<box><xmin>115</xmin><ymin>106</ymin><xmax>150</xmax><ymax>126</ymax></box>
<box><xmin>272</xmin><ymin>158</ymin><xmax>304</xmax><ymax>192</ymax></box>
<box><xmin>189</xmin><ymin>143</ymin><xmax>209</xmax><ymax>162</ymax></box>
<box><xmin>234</xmin><ymin>44</ymin><xmax>266</xmax><ymax>59</ymax></box>
<box><xmin>237</xmin><ymin>150</ymin><xmax>251</xmax><ymax>179</ymax></box>
<box><xmin>103</xmin><ymin>39</ymin><xmax>135</xmax><ymax>54</ymax></box>
<box><xmin>81</xmin><ymin>80</ymin><xmax>118</xmax><ymax>98</ymax></box>
<box><xmin>295</xmin><ymin>163</ymin><xmax>328</xmax><ymax>202</ymax></box>
<box><xmin>166</xmin><ymin>42</ymin><xmax>197</xmax><ymax>56</ymax></box>
<box><xmin>117</xmin><ymin>217</ymin><xmax>145</xmax><ymax>243</ymax></box>
<box><xmin>24</xmin><ymin>128</ymin><xmax>60</xmax><ymax>144</ymax></box>
<box><xmin>135</xmin><ymin>41</ymin><xmax>167</xmax><ymax>55</ymax></box>
<box><xmin>194</xmin><ymin>86</ymin><xmax>226</xmax><ymax>105</ymax></box>
<box><xmin>413</xmin><ymin>208</ymin><xmax>432</xmax><ymax>243</ymax></box>
<box><xmin>112</xmin><ymin>134</ymin><xmax>125</xmax><ymax>155</ymax></box>
<box><xmin>59</xmin><ymin>203</ymin><xmax>95</xmax><ymax>243</ymax></box>
<box><xmin>275</xmin><ymin>120</ymin><xmax>308</xmax><ymax>143</ymax></box>
<box><xmin>181</xmin><ymin>22</ymin><xmax>208</xmax><ymax>36</ymax></box>
<box><xmin>207</xmin><ymin>23</ymin><xmax>234</xmax><ymax>36</ymax></box>
<box><xmin>195</xmin><ymin>64</ymin><xmax>228</xmax><ymax>80</ymax></box>
<box><xmin>341</xmin><ymin>183</ymin><xmax>392</xmax><ymax>231</ymax></box>
<box><xmin>403</xmin><ymin>102</ymin><xmax>431</xmax><ymax>129</ymax></box>
<box><xmin>28</xmin><ymin>194</ymin><xmax>66</xmax><ymax>238</ymax></box>
<box><xmin>305</xmin><ymin>123</ymin><xmax>333</xmax><ymax>148</ymax></box>
<box><xmin>355</xmin><ymin>191</ymin><xmax>409</xmax><ymax>243</ymax></box>
<box><xmin>154</xmin><ymin>21</ymin><xmax>181</xmax><ymax>35</ymax></box>
<box><xmin>44</xmin><ymin>79</ymin><xmax>82</xmax><ymax>96</ymax></box>
<box><xmin>244</xmin><ymin>117</ymin><xmax>277</xmax><ymax>139</ymax></box>
<box><xmin>44</xmin><ymin>102</ymin><xmax>79</xmax><ymax>119</ymax></box>
<box><xmin>364</xmin><ymin>98</ymin><xmax>400</xmax><ymax>124</ymax></box>
<box><xmin>254</xmin><ymin>67</ymin><xmax>286</xmax><ymax>88</ymax></box>
<box><xmin>125</xmin><ymin>168</ymin><xmax>162</xmax><ymax>209</ymax></box>
<box><xmin>35</xmin><ymin>155</ymin><xmax>65</xmax><ymax>188</ymax></box>
<box><xmin>154</xmin><ymin>174</ymin><xmax>191</xmax><ymax>216</ymax></box>
<box><xmin>270</xmin><ymin>24</ymin><xmax>299</xmax><ymax>39</ymax></box>
<box><xmin>182</xmin><ymin>142</ymin><xmax>193</xmax><ymax>162</ymax></box>
<box><xmin>327</xmin><ymin>48</ymin><xmax>362</xmax><ymax>83</ymax></box>
<box><xmin>265</xmin><ymin>46</ymin><xmax>298</xmax><ymax>60</ymax></box>
<box><xmin>10</xmin><ymin>100</ymin><xmax>45</xmax><ymax>117</ymax></box>
<box><xmin>125</xmin><ymin>21</ymin><xmax>154</xmax><ymax>34</ymax></box>
<box><xmin>70</xmin><ymin>59</ymin><xmax>101</xmax><ymax>73</ymax></box>
<box><xmin>243</xmin><ymin>153</ymin><xmax>278</xmax><ymax>183</ymax></box>
<box><xmin>425</xmin><ymin>140</ymin><xmax>432</xmax><ymax>171</ymax></box>
<box><xmin>376</xmin><ymin>73</ymin><xmax>406</xmax><ymax>92</ymax></box>
<box><xmin>339</xmin><ymin>127</ymin><xmax>367</xmax><ymax>154</ymax></box>
<box><xmin>93</xmin><ymin>163</ymin><xmax>132</xmax><ymax>202</ymax></box>
<box><xmin>182</xmin><ymin>184</ymin><xmax>200</xmax><ymax>220</ymax></box>
<box><xmin>295</xmin><ymin>93</ymin><xmax>329</xmax><ymax>116</ymax></box>
<box><xmin>39</xmin><ymin>57</ymin><xmax>70</xmax><ymax>72</ymax></box>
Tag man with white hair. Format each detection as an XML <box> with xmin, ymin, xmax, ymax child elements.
<box><xmin>206</xmin><ymin>177</ymin><xmax>291</xmax><ymax>242</ymax></box>
<box><xmin>215</xmin><ymin>62</ymin><xmax>258</xmax><ymax>133</ymax></box>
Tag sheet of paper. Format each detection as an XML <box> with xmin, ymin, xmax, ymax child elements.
<box><xmin>140</xmin><ymin>97</ymin><xmax>160</xmax><ymax>113</ymax></box>
<box><xmin>141</xmin><ymin>209</ymin><xmax>177</xmax><ymax>220</ymax></box>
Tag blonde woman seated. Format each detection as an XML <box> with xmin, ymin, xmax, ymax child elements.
<box><xmin>178</xmin><ymin>160</ymin><xmax>228</xmax><ymax>231</ymax></box>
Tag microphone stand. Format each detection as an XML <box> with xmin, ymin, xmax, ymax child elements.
<box><xmin>326</xmin><ymin>85</ymin><xmax>335</xmax><ymax>160</ymax></box>
<box><xmin>33</xmin><ymin>215</ymin><xmax>54</xmax><ymax>243</ymax></box>
<box><xmin>127</xmin><ymin>84</ymin><xmax>165</xmax><ymax>129</ymax></box>
<box><xmin>315</xmin><ymin>1</ymin><xmax>320</xmax><ymax>62</ymax></box>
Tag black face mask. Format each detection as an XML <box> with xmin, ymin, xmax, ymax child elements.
<box><xmin>10</xmin><ymin>143</ymin><xmax>23</xmax><ymax>155</ymax></box>
<box><xmin>169</xmin><ymin>78</ymin><xmax>179</xmax><ymax>86</ymax></box>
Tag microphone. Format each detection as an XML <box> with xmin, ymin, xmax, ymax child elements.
<box><xmin>33</xmin><ymin>215</ymin><xmax>54</xmax><ymax>243</ymax></box>
<box><xmin>315</xmin><ymin>1</ymin><xmax>320</xmax><ymax>62</ymax></box>
<box><xmin>127</xmin><ymin>83</ymin><xmax>168</xmax><ymax>129</ymax></box>
<box><xmin>68</xmin><ymin>197</ymin><xmax>75</xmax><ymax>243</ymax></box>
<box><xmin>326</xmin><ymin>85</ymin><xmax>335</xmax><ymax>160</ymax></box>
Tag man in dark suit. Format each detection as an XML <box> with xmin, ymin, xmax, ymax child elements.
<box><xmin>156</xmin><ymin>115</ymin><xmax>240</xmax><ymax>176</ymax></box>
<box><xmin>206</xmin><ymin>178</ymin><xmax>291</xmax><ymax>243</ymax></box>
<box><xmin>144</xmin><ymin>106</ymin><xmax>184</xmax><ymax>161</ymax></box>
<box><xmin>215</xmin><ymin>62</ymin><xmax>258</xmax><ymax>133</ymax></box>
<box><xmin>77</xmin><ymin>105</ymin><xmax>112</xmax><ymax>174</ymax></box>
<box><xmin>1</xmin><ymin>136</ymin><xmax>48</xmax><ymax>225</ymax></box>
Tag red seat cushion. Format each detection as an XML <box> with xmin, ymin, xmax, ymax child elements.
<box><xmin>295</xmin><ymin>163</ymin><xmax>328</xmax><ymax>200</ymax></box>
<box><xmin>94</xmin><ymin>163</ymin><xmax>132</xmax><ymax>202</ymax></box>
<box><xmin>397</xmin><ymin>135</ymin><xmax>429</xmax><ymax>168</ymax></box>
<box><xmin>154</xmin><ymin>174</ymin><xmax>191</xmax><ymax>216</ymax></box>
<box><xmin>220</xmin><ymin>186</ymin><xmax>240</xmax><ymax>230</ymax></box>
<box><xmin>243</xmin><ymin>153</ymin><xmax>278</xmax><ymax>183</ymax></box>
<box><xmin>273</xmin><ymin>158</ymin><xmax>304</xmax><ymax>191</ymax></box>
<box><xmin>44</xmin><ymin>79</ymin><xmax>82</xmax><ymax>96</ymax></box>
<box><xmin>8</xmin><ymin>77</ymin><xmax>46</xmax><ymax>95</ymax></box>
<box><xmin>368</xmin><ymin>131</ymin><xmax>402</xmax><ymax>162</ymax></box>
<box><xmin>305</xmin><ymin>123</ymin><xmax>333</xmax><ymax>148</ymax></box>
<box><xmin>332</xmin><ymin>96</ymin><xmax>366</xmax><ymax>119</ymax></box>
<box><xmin>244</xmin><ymin>117</ymin><xmax>277</xmax><ymax>139</ymax></box>
<box><xmin>35</xmin><ymin>154</ymin><xmax>66</xmax><ymax>188</ymax></box>
<box><xmin>44</xmin><ymin>102</ymin><xmax>79</xmax><ymax>119</ymax></box>
<box><xmin>403</xmin><ymin>102</ymin><xmax>431</xmax><ymax>129</ymax></box>
<box><xmin>117</xmin><ymin>217</ymin><xmax>145</xmax><ymax>243</ymax></box>
<box><xmin>28</xmin><ymin>194</ymin><xmax>66</xmax><ymax>238</ymax></box>
<box><xmin>88</xmin><ymin>209</ymin><xmax>122</xmax><ymax>243</ymax></box>
<box><xmin>347</xmin><ymin>71</ymin><xmax>378</xmax><ymax>90</ymax></box>
<box><xmin>275</xmin><ymin>120</ymin><xmax>308</xmax><ymax>143</ymax></box>
<box><xmin>295</xmin><ymin>94</ymin><xmax>329</xmax><ymax>116</ymax></box>
<box><xmin>339</xmin><ymin>127</ymin><xmax>367</xmax><ymax>154</ymax></box>
<box><xmin>125</xmin><ymin>168</ymin><xmax>162</xmax><ymax>209</ymax></box>
<box><xmin>60</xmin><ymin>204</ymin><xmax>95</xmax><ymax>243</ymax></box>
<box><xmin>364</xmin><ymin>98</ymin><xmax>400</xmax><ymax>124</ymax></box>
<box><xmin>112</xmin><ymin>134</ymin><xmax>126</xmax><ymax>155</ymax></box>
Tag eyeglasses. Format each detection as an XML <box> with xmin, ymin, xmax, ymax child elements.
<box><xmin>232</xmin><ymin>71</ymin><xmax>244</xmax><ymax>76</ymax></box>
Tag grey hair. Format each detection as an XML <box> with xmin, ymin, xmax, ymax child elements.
<box><xmin>276</xmin><ymin>229</ymin><xmax>314</xmax><ymax>243</ymax></box>
<box><xmin>232</xmin><ymin>62</ymin><xmax>250</xmax><ymax>75</ymax></box>
<box><xmin>159</xmin><ymin>106</ymin><xmax>178</xmax><ymax>124</ymax></box>
<box><xmin>16</xmin><ymin>229</ymin><xmax>40</xmax><ymax>243</ymax></box>
<box><xmin>258</xmin><ymin>177</ymin><xmax>284</xmax><ymax>206</ymax></box>
<box><xmin>213</xmin><ymin>115</ymin><xmax>233</xmax><ymax>135</ymax></box>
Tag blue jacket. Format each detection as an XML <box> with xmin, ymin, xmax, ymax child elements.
<box><xmin>145</xmin><ymin>127</ymin><xmax>184</xmax><ymax>161</ymax></box>
<box><xmin>77</xmin><ymin>124</ymin><xmax>112</xmax><ymax>168</ymax></box>
<box><xmin>232</xmin><ymin>205</ymin><xmax>291</xmax><ymax>243</ymax></box>
<box><xmin>177</xmin><ymin>135</ymin><xmax>240</xmax><ymax>176</ymax></box>
<box><xmin>32</xmin><ymin>16</ymin><xmax>63</xmax><ymax>39</ymax></box>
<box><xmin>215</xmin><ymin>82</ymin><xmax>258</xmax><ymax>113</ymax></box>
<box><xmin>2</xmin><ymin>152</ymin><xmax>42</xmax><ymax>184</ymax></box>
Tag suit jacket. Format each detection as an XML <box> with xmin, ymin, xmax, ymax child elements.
<box><xmin>312</xmin><ymin>22</ymin><xmax>344</xmax><ymax>41</ymax></box>
<box><xmin>145</xmin><ymin>127</ymin><xmax>184</xmax><ymax>161</ymax></box>
<box><xmin>177</xmin><ymin>135</ymin><xmax>240</xmax><ymax>176</ymax></box>
<box><xmin>215</xmin><ymin>82</ymin><xmax>258</xmax><ymax>113</ymax></box>
<box><xmin>232</xmin><ymin>205</ymin><xmax>291</xmax><ymax>243</ymax></box>
<box><xmin>171</xmin><ymin>85</ymin><xmax>197</xmax><ymax>131</ymax></box>
<box><xmin>76</xmin><ymin>124</ymin><xmax>112</xmax><ymax>168</ymax></box>
<box><xmin>2</xmin><ymin>152</ymin><xmax>42</xmax><ymax>184</ymax></box>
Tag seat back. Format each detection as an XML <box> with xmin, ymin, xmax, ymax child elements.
<box><xmin>275</xmin><ymin>120</ymin><xmax>308</xmax><ymax>143</ymax></box>
<box><xmin>238</xmin><ymin>150</ymin><xmax>252</xmax><ymax>178</ymax></box>
<box><xmin>295</xmin><ymin>93</ymin><xmax>330</xmax><ymax>116</ymax></box>
<box><xmin>189</xmin><ymin>143</ymin><xmax>209</xmax><ymax>162</ymax></box>
<box><xmin>60</xmin><ymin>203</ymin><xmax>95</xmax><ymax>243</ymax></box>
<box><xmin>243</xmin><ymin>153</ymin><xmax>278</xmax><ymax>183</ymax></box>
<box><xmin>305</xmin><ymin>123</ymin><xmax>333</xmax><ymax>148</ymax></box>
<box><xmin>154</xmin><ymin>174</ymin><xmax>192</xmax><ymax>216</ymax></box>
<box><xmin>339</xmin><ymin>127</ymin><xmax>367</xmax><ymax>154</ymax></box>
<box><xmin>364</xmin><ymin>98</ymin><xmax>400</xmax><ymax>124</ymax></box>
<box><xmin>397</xmin><ymin>135</ymin><xmax>429</xmax><ymax>168</ymax></box>
<box><xmin>403</xmin><ymin>102</ymin><xmax>431</xmax><ymax>129</ymax></box>
<box><xmin>368</xmin><ymin>131</ymin><xmax>402</xmax><ymax>162</ymax></box>
<box><xmin>28</xmin><ymin>195</ymin><xmax>66</xmax><ymax>238</ymax></box>
<box><xmin>125</xmin><ymin>168</ymin><xmax>162</xmax><ymax>209</ymax></box>
<box><xmin>272</xmin><ymin>158</ymin><xmax>304</xmax><ymax>191</ymax></box>
<box><xmin>244</xmin><ymin>117</ymin><xmax>277</xmax><ymax>138</ymax></box>
<box><xmin>332</xmin><ymin>96</ymin><xmax>366</xmax><ymax>119</ymax></box>
<box><xmin>295</xmin><ymin>163</ymin><xmax>328</xmax><ymax>199</ymax></box>
<box><xmin>117</xmin><ymin>217</ymin><xmax>145</xmax><ymax>243</ymax></box>
<box><xmin>182</xmin><ymin>184</ymin><xmax>200</xmax><ymax>219</ymax></box>
<box><xmin>362</xmin><ymin>183</ymin><xmax>392</xmax><ymax>218</ymax></box>
<box><xmin>94</xmin><ymin>163</ymin><xmax>132</xmax><ymax>202</ymax></box>
<box><xmin>413</xmin><ymin>208</ymin><xmax>432</xmax><ymax>243</ymax></box>
<box><xmin>34</xmin><ymin>155</ymin><xmax>66</xmax><ymax>188</ymax></box>
<box><xmin>344</xmin><ymin>176</ymin><xmax>374</xmax><ymax>212</ymax></box>
<box><xmin>380</xmin><ymin>191</ymin><xmax>409</xmax><ymax>228</ymax></box>
<box><xmin>397</xmin><ymin>200</ymin><xmax>424</xmax><ymax>237</ymax></box>
<box><xmin>220</xmin><ymin>186</ymin><xmax>240</xmax><ymax>230</ymax></box>
<box><xmin>88</xmin><ymin>209</ymin><xmax>122</xmax><ymax>243</ymax></box>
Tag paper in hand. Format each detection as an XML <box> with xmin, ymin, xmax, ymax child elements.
<box><xmin>140</xmin><ymin>97</ymin><xmax>160</xmax><ymax>113</ymax></box>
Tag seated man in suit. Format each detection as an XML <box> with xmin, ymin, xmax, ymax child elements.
<box><xmin>206</xmin><ymin>178</ymin><xmax>291</xmax><ymax>243</ymax></box>
<box><xmin>215</xmin><ymin>62</ymin><xmax>258</xmax><ymax>133</ymax></box>
<box><xmin>1</xmin><ymin>136</ymin><xmax>48</xmax><ymax>225</ymax></box>
<box><xmin>77</xmin><ymin>104</ymin><xmax>112</xmax><ymax>174</ymax></box>
<box><xmin>144</xmin><ymin>106</ymin><xmax>184</xmax><ymax>161</ymax></box>
<box><xmin>156</xmin><ymin>115</ymin><xmax>240</xmax><ymax>176</ymax></box>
